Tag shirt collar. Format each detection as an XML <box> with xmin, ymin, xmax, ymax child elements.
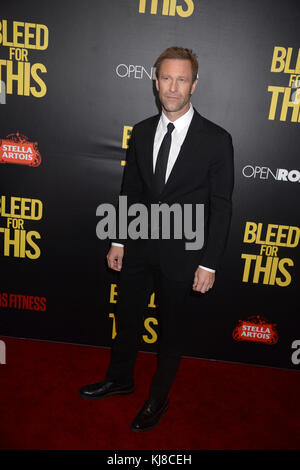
<box><xmin>161</xmin><ymin>103</ymin><xmax>194</xmax><ymax>132</ymax></box>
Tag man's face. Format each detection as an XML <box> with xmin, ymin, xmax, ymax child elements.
<box><xmin>155</xmin><ymin>59</ymin><xmax>198</xmax><ymax>117</ymax></box>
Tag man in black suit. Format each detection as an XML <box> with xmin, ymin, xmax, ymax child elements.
<box><xmin>79</xmin><ymin>47</ymin><xmax>234</xmax><ymax>432</ymax></box>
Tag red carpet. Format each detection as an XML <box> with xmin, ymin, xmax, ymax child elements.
<box><xmin>0</xmin><ymin>336</ymin><xmax>299</xmax><ymax>450</ymax></box>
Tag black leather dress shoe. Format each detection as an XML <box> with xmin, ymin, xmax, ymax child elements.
<box><xmin>78</xmin><ymin>378</ymin><xmax>134</xmax><ymax>400</ymax></box>
<box><xmin>130</xmin><ymin>396</ymin><xmax>169</xmax><ymax>432</ymax></box>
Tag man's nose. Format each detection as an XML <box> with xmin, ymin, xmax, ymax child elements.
<box><xmin>169</xmin><ymin>79</ymin><xmax>177</xmax><ymax>92</ymax></box>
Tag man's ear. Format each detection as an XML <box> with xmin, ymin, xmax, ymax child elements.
<box><xmin>191</xmin><ymin>78</ymin><xmax>198</xmax><ymax>95</ymax></box>
<box><xmin>155</xmin><ymin>79</ymin><xmax>159</xmax><ymax>92</ymax></box>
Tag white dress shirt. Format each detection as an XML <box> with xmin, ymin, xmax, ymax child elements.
<box><xmin>153</xmin><ymin>103</ymin><xmax>194</xmax><ymax>181</ymax></box>
<box><xmin>112</xmin><ymin>103</ymin><xmax>215</xmax><ymax>273</ymax></box>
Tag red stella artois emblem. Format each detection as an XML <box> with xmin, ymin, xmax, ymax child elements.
<box><xmin>233</xmin><ymin>315</ymin><xmax>278</xmax><ymax>345</ymax></box>
<box><xmin>0</xmin><ymin>132</ymin><xmax>41</xmax><ymax>167</ymax></box>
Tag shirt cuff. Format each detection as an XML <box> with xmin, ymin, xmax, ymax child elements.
<box><xmin>198</xmin><ymin>265</ymin><xmax>216</xmax><ymax>273</ymax></box>
<box><xmin>111</xmin><ymin>242</ymin><xmax>124</xmax><ymax>247</ymax></box>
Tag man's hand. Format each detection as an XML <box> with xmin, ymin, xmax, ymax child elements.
<box><xmin>192</xmin><ymin>267</ymin><xmax>215</xmax><ymax>293</ymax></box>
<box><xmin>106</xmin><ymin>246</ymin><xmax>124</xmax><ymax>271</ymax></box>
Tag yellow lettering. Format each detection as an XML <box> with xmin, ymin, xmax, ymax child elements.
<box><xmin>177</xmin><ymin>0</ymin><xmax>194</xmax><ymax>17</ymax></box>
<box><xmin>286</xmin><ymin>226</ymin><xmax>300</xmax><ymax>248</ymax></box>
<box><xmin>280</xmin><ymin>87</ymin><xmax>300</xmax><ymax>122</ymax></box>
<box><xmin>253</xmin><ymin>255</ymin><xmax>273</xmax><ymax>284</ymax></box>
<box><xmin>276</xmin><ymin>225</ymin><xmax>289</xmax><ymax>245</ymax></box>
<box><xmin>162</xmin><ymin>0</ymin><xmax>170</xmax><ymax>15</ymax></box>
<box><xmin>296</xmin><ymin>49</ymin><xmax>300</xmax><ymax>73</ymax></box>
<box><xmin>24</xmin><ymin>23</ymin><xmax>36</xmax><ymax>49</ymax></box>
<box><xmin>122</xmin><ymin>126</ymin><xmax>133</xmax><ymax>149</ymax></box>
<box><xmin>109</xmin><ymin>313</ymin><xmax>117</xmax><ymax>339</ymax></box>
<box><xmin>267</xmin><ymin>85</ymin><xmax>285</xmax><ymax>120</ymax></box>
<box><xmin>24</xmin><ymin>61</ymin><xmax>31</xmax><ymax>95</ymax></box>
<box><xmin>276</xmin><ymin>258</ymin><xmax>293</xmax><ymax>287</ymax></box>
<box><xmin>138</xmin><ymin>0</ymin><xmax>194</xmax><ymax>16</ymax></box>
<box><xmin>243</xmin><ymin>222</ymin><xmax>257</xmax><ymax>243</ymax></box>
<box><xmin>265</xmin><ymin>224</ymin><xmax>278</xmax><ymax>245</ymax></box>
<box><xmin>13</xmin><ymin>21</ymin><xmax>24</xmax><ymax>47</ymax></box>
<box><xmin>25</xmin><ymin>231</ymin><xmax>41</xmax><ymax>259</ymax></box>
<box><xmin>0</xmin><ymin>196</ymin><xmax>43</xmax><ymax>220</ymax></box>
<box><xmin>30</xmin><ymin>63</ymin><xmax>47</xmax><ymax>98</ymax></box>
<box><xmin>270</xmin><ymin>46</ymin><xmax>286</xmax><ymax>72</ymax></box>
<box><xmin>109</xmin><ymin>284</ymin><xmax>118</xmax><ymax>303</ymax></box>
<box><xmin>151</xmin><ymin>0</ymin><xmax>159</xmax><ymax>14</ymax></box>
<box><xmin>143</xmin><ymin>317</ymin><xmax>158</xmax><ymax>343</ymax></box>
<box><xmin>0</xmin><ymin>20</ymin><xmax>49</xmax><ymax>50</ymax></box>
<box><xmin>169</xmin><ymin>0</ymin><xmax>176</xmax><ymax>15</ymax></box>
<box><xmin>2</xmin><ymin>20</ymin><xmax>14</xmax><ymax>47</ymax></box>
<box><xmin>6</xmin><ymin>60</ymin><xmax>24</xmax><ymax>95</ymax></box>
<box><xmin>241</xmin><ymin>253</ymin><xmax>256</xmax><ymax>282</ymax></box>
<box><xmin>139</xmin><ymin>0</ymin><xmax>147</xmax><ymax>13</ymax></box>
<box><xmin>0</xmin><ymin>227</ymin><xmax>20</xmax><ymax>257</ymax></box>
<box><xmin>35</xmin><ymin>24</ymin><xmax>49</xmax><ymax>50</ymax></box>
<box><xmin>19</xmin><ymin>229</ymin><xmax>26</xmax><ymax>258</ymax></box>
<box><xmin>269</xmin><ymin>256</ymin><xmax>279</xmax><ymax>285</ymax></box>
<box><xmin>148</xmin><ymin>291</ymin><xmax>157</xmax><ymax>308</ymax></box>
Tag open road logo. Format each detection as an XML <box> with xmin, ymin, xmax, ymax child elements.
<box><xmin>242</xmin><ymin>165</ymin><xmax>300</xmax><ymax>183</ymax></box>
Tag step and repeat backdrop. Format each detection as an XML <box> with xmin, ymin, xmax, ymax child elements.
<box><xmin>0</xmin><ymin>0</ymin><xmax>299</xmax><ymax>370</ymax></box>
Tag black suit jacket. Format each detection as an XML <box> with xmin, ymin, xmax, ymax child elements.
<box><xmin>111</xmin><ymin>108</ymin><xmax>234</xmax><ymax>281</ymax></box>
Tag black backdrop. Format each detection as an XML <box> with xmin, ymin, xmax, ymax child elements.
<box><xmin>0</xmin><ymin>0</ymin><xmax>299</xmax><ymax>370</ymax></box>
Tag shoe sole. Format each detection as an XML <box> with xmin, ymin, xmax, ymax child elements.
<box><xmin>130</xmin><ymin>401</ymin><xmax>169</xmax><ymax>432</ymax></box>
<box><xmin>78</xmin><ymin>386</ymin><xmax>135</xmax><ymax>401</ymax></box>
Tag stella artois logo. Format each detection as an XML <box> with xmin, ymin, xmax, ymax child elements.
<box><xmin>0</xmin><ymin>132</ymin><xmax>41</xmax><ymax>167</ymax></box>
<box><xmin>233</xmin><ymin>315</ymin><xmax>278</xmax><ymax>345</ymax></box>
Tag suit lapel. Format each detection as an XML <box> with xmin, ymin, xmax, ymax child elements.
<box><xmin>142</xmin><ymin>114</ymin><xmax>160</xmax><ymax>189</ymax></box>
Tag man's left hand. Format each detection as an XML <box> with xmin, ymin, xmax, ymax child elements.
<box><xmin>192</xmin><ymin>267</ymin><xmax>215</xmax><ymax>293</ymax></box>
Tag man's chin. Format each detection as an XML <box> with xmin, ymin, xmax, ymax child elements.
<box><xmin>161</xmin><ymin>97</ymin><xmax>190</xmax><ymax>114</ymax></box>
<box><xmin>162</xmin><ymin>102</ymin><xmax>184</xmax><ymax>113</ymax></box>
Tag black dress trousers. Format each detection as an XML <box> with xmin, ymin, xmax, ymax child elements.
<box><xmin>105</xmin><ymin>238</ymin><xmax>193</xmax><ymax>401</ymax></box>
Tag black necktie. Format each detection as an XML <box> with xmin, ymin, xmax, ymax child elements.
<box><xmin>153</xmin><ymin>122</ymin><xmax>175</xmax><ymax>195</ymax></box>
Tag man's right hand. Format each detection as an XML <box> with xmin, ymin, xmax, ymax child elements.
<box><xmin>106</xmin><ymin>246</ymin><xmax>124</xmax><ymax>271</ymax></box>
